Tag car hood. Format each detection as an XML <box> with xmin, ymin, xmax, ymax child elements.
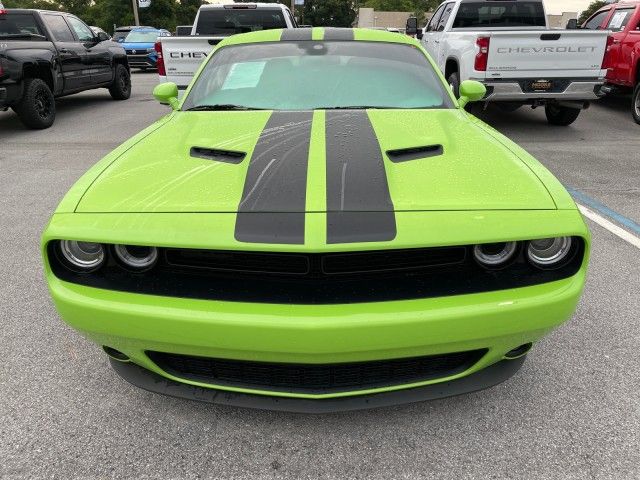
<box><xmin>76</xmin><ymin>109</ymin><xmax>556</xmax><ymax>214</ymax></box>
<box><xmin>121</xmin><ymin>42</ymin><xmax>156</xmax><ymax>49</ymax></box>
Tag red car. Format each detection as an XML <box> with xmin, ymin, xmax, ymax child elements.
<box><xmin>582</xmin><ymin>1</ymin><xmax>640</xmax><ymax>124</ymax></box>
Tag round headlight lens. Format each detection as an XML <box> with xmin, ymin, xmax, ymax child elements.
<box><xmin>114</xmin><ymin>245</ymin><xmax>158</xmax><ymax>270</ymax></box>
<box><xmin>527</xmin><ymin>237</ymin><xmax>573</xmax><ymax>268</ymax></box>
<box><xmin>473</xmin><ymin>242</ymin><xmax>518</xmax><ymax>268</ymax></box>
<box><xmin>59</xmin><ymin>240</ymin><xmax>105</xmax><ymax>271</ymax></box>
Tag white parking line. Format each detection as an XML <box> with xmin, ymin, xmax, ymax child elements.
<box><xmin>578</xmin><ymin>204</ymin><xmax>640</xmax><ymax>250</ymax></box>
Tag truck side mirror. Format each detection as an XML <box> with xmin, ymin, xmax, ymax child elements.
<box><xmin>97</xmin><ymin>31</ymin><xmax>110</xmax><ymax>42</ymax></box>
<box><xmin>566</xmin><ymin>19</ymin><xmax>578</xmax><ymax>29</ymax></box>
<box><xmin>405</xmin><ymin>17</ymin><xmax>418</xmax><ymax>36</ymax></box>
<box><xmin>458</xmin><ymin>80</ymin><xmax>486</xmax><ymax>108</ymax></box>
<box><xmin>153</xmin><ymin>82</ymin><xmax>179</xmax><ymax>110</ymax></box>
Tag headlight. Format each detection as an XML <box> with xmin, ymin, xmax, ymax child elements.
<box><xmin>527</xmin><ymin>237</ymin><xmax>573</xmax><ymax>269</ymax></box>
<box><xmin>473</xmin><ymin>242</ymin><xmax>517</xmax><ymax>268</ymax></box>
<box><xmin>114</xmin><ymin>244</ymin><xmax>158</xmax><ymax>270</ymax></box>
<box><xmin>59</xmin><ymin>240</ymin><xmax>105</xmax><ymax>271</ymax></box>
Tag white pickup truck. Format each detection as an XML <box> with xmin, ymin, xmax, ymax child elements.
<box><xmin>407</xmin><ymin>0</ymin><xmax>612</xmax><ymax>125</ymax></box>
<box><xmin>157</xmin><ymin>2</ymin><xmax>297</xmax><ymax>90</ymax></box>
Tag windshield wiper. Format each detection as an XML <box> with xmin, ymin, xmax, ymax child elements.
<box><xmin>0</xmin><ymin>33</ymin><xmax>47</xmax><ymax>40</ymax></box>
<box><xmin>321</xmin><ymin>106</ymin><xmax>402</xmax><ymax>110</ymax></box>
<box><xmin>186</xmin><ymin>104</ymin><xmax>265</xmax><ymax>111</ymax></box>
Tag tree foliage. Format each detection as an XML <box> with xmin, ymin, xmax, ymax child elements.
<box><xmin>3</xmin><ymin>0</ymin><xmax>205</xmax><ymax>33</ymax></box>
<box><xmin>578</xmin><ymin>1</ymin><xmax>607</xmax><ymax>25</ymax></box>
<box><xmin>301</xmin><ymin>0</ymin><xmax>357</xmax><ymax>27</ymax></box>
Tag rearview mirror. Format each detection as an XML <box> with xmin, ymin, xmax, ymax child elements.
<box><xmin>458</xmin><ymin>80</ymin><xmax>486</xmax><ymax>108</ymax></box>
<box><xmin>405</xmin><ymin>17</ymin><xmax>418</xmax><ymax>36</ymax></box>
<box><xmin>153</xmin><ymin>82</ymin><xmax>179</xmax><ymax>110</ymax></box>
<box><xmin>566</xmin><ymin>19</ymin><xmax>578</xmax><ymax>29</ymax></box>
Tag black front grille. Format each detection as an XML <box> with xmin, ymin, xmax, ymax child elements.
<box><xmin>147</xmin><ymin>350</ymin><xmax>487</xmax><ymax>394</ymax></box>
<box><xmin>47</xmin><ymin>240</ymin><xmax>585</xmax><ymax>304</ymax></box>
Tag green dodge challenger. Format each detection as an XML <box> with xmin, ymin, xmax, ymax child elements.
<box><xmin>42</xmin><ymin>28</ymin><xmax>590</xmax><ymax>412</ymax></box>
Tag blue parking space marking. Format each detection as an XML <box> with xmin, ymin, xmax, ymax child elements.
<box><xmin>568</xmin><ymin>187</ymin><xmax>640</xmax><ymax>236</ymax></box>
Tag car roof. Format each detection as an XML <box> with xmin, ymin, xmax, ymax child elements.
<box><xmin>217</xmin><ymin>27</ymin><xmax>418</xmax><ymax>48</ymax></box>
<box><xmin>199</xmin><ymin>2</ymin><xmax>287</xmax><ymax>9</ymax></box>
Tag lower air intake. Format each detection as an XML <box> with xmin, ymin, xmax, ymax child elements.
<box><xmin>146</xmin><ymin>349</ymin><xmax>487</xmax><ymax>394</ymax></box>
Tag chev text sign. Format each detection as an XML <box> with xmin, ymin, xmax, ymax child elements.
<box><xmin>496</xmin><ymin>46</ymin><xmax>598</xmax><ymax>54</ymax></box>
<box><xmin>169</xmin><ymin>51</ymin><xmax>208</xmax><ymax>59</ymax></box>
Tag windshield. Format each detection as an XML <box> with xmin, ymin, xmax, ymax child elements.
<box><xmin>453</xmin><ymin>1</ymin><xmax>546</xmax><ymax>28</ymax></box>
<box><xmin>195</xmin><ymin>9</ymin><xmax>287</xmax><ymax>35</ymax></box>
<box><xmin>0</xmin><ymin>13</ymin><xmax>44</xmax><ymax>38</ymax></box>
<box><xmin>124</xmin><ymin>30</ymin><xmax>159</xmax><ymax>43</ymax></box>
<box><xmin>182</xmin><ymin>41</ymin><xmax>454</xmax><ymax>111</ymax></box>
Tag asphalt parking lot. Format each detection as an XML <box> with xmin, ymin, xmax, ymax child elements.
<box><xmin>1</xmin><ymin>72</ymin><xmax>638</xmax><ymax>479</ymax></box>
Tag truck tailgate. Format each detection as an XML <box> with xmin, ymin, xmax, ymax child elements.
<box><xmin>485</xmin><ymin>30</ymin><xmax>610</xmax><ymax>79</ymax></box>
<box><xmin>159</xmin><ymin>36</ymin><xmax>224</xmax><ymax>88</ymax></box>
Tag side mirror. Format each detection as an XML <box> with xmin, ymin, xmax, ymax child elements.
<box><xmin>97</xmin><ymin>31</ymin><xmax>110</xmax><ymax>42</ymax></box>
<box><xmin>458</xmin><ymin>80</ymin><xmax>486</xmax><ymax>108</ymax></box>
<box><xmin>405</xmin><ymin>17</ymin><xmax>418</xmax><ymax>36</ymax></box>
<box><xmin>566</xmin><ymin>19</ymin><xmax>578</xmax><ymax>30</ymax></box>
<box><xmin>153</xmin><ymin>82</ymin><xmax>179</xmax><ymax>110</ymax></box>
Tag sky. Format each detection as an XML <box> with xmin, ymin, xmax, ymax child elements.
<box><xmin>544</xmin><ymin>0</ymin><xmax>593</xmax><ymax>15</ymax></box>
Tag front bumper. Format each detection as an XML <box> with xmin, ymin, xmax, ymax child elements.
<box><xmin>43</xmin><ymin>210</ymin><xmax>589</xmax><ymax>405</ymax></box>
<box><xmin>477</xmin><ymin>79</ymin><xmax>605</xmax><ymax>102</ymax></box>
<box><xmin>109</xmin><ymin>355</ymin><xmax>526</xmax><ymax>413</ymax></box>
<box><xmin>126</xmin><ymin>54</ymin><xmax>157</xmax><ymax>68</ymax></box>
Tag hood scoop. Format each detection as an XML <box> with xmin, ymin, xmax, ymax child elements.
<box><xmin>190</xmin><ymin>146</ymin><xmax>246</xmax><ymax>164</ymax></box>
<box><xmin>386</xmin><ymin>145</ymin><xmax>444</xmax><ymax>163</ymax></box>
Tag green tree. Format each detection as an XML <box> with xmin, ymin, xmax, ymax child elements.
<box><xmin>302</xmin><ymin>0</ymin><xmax>357</xmax><ymax>27</ymax></box>
<box><xmin>578</xmin><ymin>1</ymin><xmax>607</xmax><ymax>24</ymax></box>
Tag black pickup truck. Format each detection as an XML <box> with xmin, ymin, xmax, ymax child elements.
<box><xmin>0</xmin><ymin>9</ymin><xmax>131</xmax><ymax>129</ymax></box>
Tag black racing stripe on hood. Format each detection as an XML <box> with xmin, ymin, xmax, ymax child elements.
<box><xmin>323</xmin><ymin>28</ymin><xmax>355</xmax><ymax>40</ymax></box>
<box><xmin>325</xmin><ymin>110</ymin><xmax>396</xmax><ymax>244</ymax></box>
<box><xmin>235</xmin><ymin>111</ymin><xmax>313</xmax><ymax>244</ymax></box>
<box><xmin>280</xmin><ymin>29</ymin><xmax>313</xmax><ymax>41</ymax></box>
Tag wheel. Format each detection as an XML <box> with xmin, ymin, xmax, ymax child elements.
<box><xmin>545</xmin><ymin>104</ymin><xmax>581</xmax><ymax>126</ymax></box>
<box><xmin>447</xmin><ymin>72</ymin><xmax>460</xmax><ymax>98</ymax></box>
<box><xmin>13</xmin><ymin>77</ymin><xmax>56</xmax><ymax>129</ymax></box>
<box><xmin>109</xmin><ymin>64</ymin><xmax>131</xmax><ymax>100</ymax></box>
<box><xmin>632</xmin><ymin>83</ymin><xmax>640</xmax><ymax>125</ymax></box>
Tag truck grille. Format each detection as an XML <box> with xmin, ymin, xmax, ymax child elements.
<box><xmin>147</xmin><ymin>350</ymin><xmax>487</xmax><ymax>394</ymax></box>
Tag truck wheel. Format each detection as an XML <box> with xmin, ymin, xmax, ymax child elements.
<box><xmin>109</xmin><ymin>64</ymin><xmax>131</xmax><ymax>100</ymax></box>
<box><xmin>632</xmin><ymin>83</ymin><xmax>640</xmax><ymax>125</ymax></box>
<box><xmin>13</xmin><ymin>78</ymin><xmax>56</xmax><ymax>129</ymax></box>
<box><xmin>447</xmin><ymin>72</ymin><xmax>460</xmax><ymax>98</ymax></box>
<box><xmin>545</xmin><ymin>104</ymin><xmax>581</xmax><ymax>126</ymax></box>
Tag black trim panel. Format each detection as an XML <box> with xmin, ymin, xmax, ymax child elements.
<box><xmin>325</xmin><ymin>110</ymin><xmax>396</xmax><ymax>244</ymax></box>
<box><xmin>47</xmin><ymin>239</ymin><xmax>585</xmax><ymax>305</ymax></box>
<box><xmin>147</xmin><ymin>349</ymin><xmax>487</xmax><ymax>394</ymax></box>
<box><xmin>322</xmin><ymin>28</ymin><xmax>355</xmax><ymax>41</ymax></box>
<box><xmin>109</xmin><ymin>356</ymin><xmax>526</xmax><ymax>413</ymax></box>
<box><xmin>280</xmin><ymin>29</ymin><xmax>313</xmax><ymax>41</ymax></box>
<box><xmin>190</xmin><ymin>147</ymin><xmax>245</xmax><ymax>164</ymax></box>
<box><xmin>387</xmin><ymin>145</ymin><xmax>444</xmax><ymax>163</ymax></box>
<box><xmin>235</xmin><ymin>111</ymin><xmax>313</xmax><ymax>244</ymax></box>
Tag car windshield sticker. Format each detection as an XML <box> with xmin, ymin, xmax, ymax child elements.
<box><xmin>608</xmin><ymin>11</ymin><xmax>629</xmax><ymax>30</ymax></box>
<box><xmin>222</xmin><ymin>61</ymin><xmax>266</xmax><ymax>90</ymax></box>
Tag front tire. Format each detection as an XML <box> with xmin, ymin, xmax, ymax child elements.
<box><xmin>109</xmin><ymin>64</ymin><xmax>131</xmax><ymax>100</ymax></box>
<box><xmin>13</xmin><ymin>78</ymin><xmax>56</xmax><ymax>129</ymax></box>
<box><xmin>545</xmin><ymin>104</ymin><xmax>581</xmax><ymax>126</ymax></box>
<box><xmin>632</xmin><ymin>83</ymin><xmax>640</xmax><ymax>125</ymax></box>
